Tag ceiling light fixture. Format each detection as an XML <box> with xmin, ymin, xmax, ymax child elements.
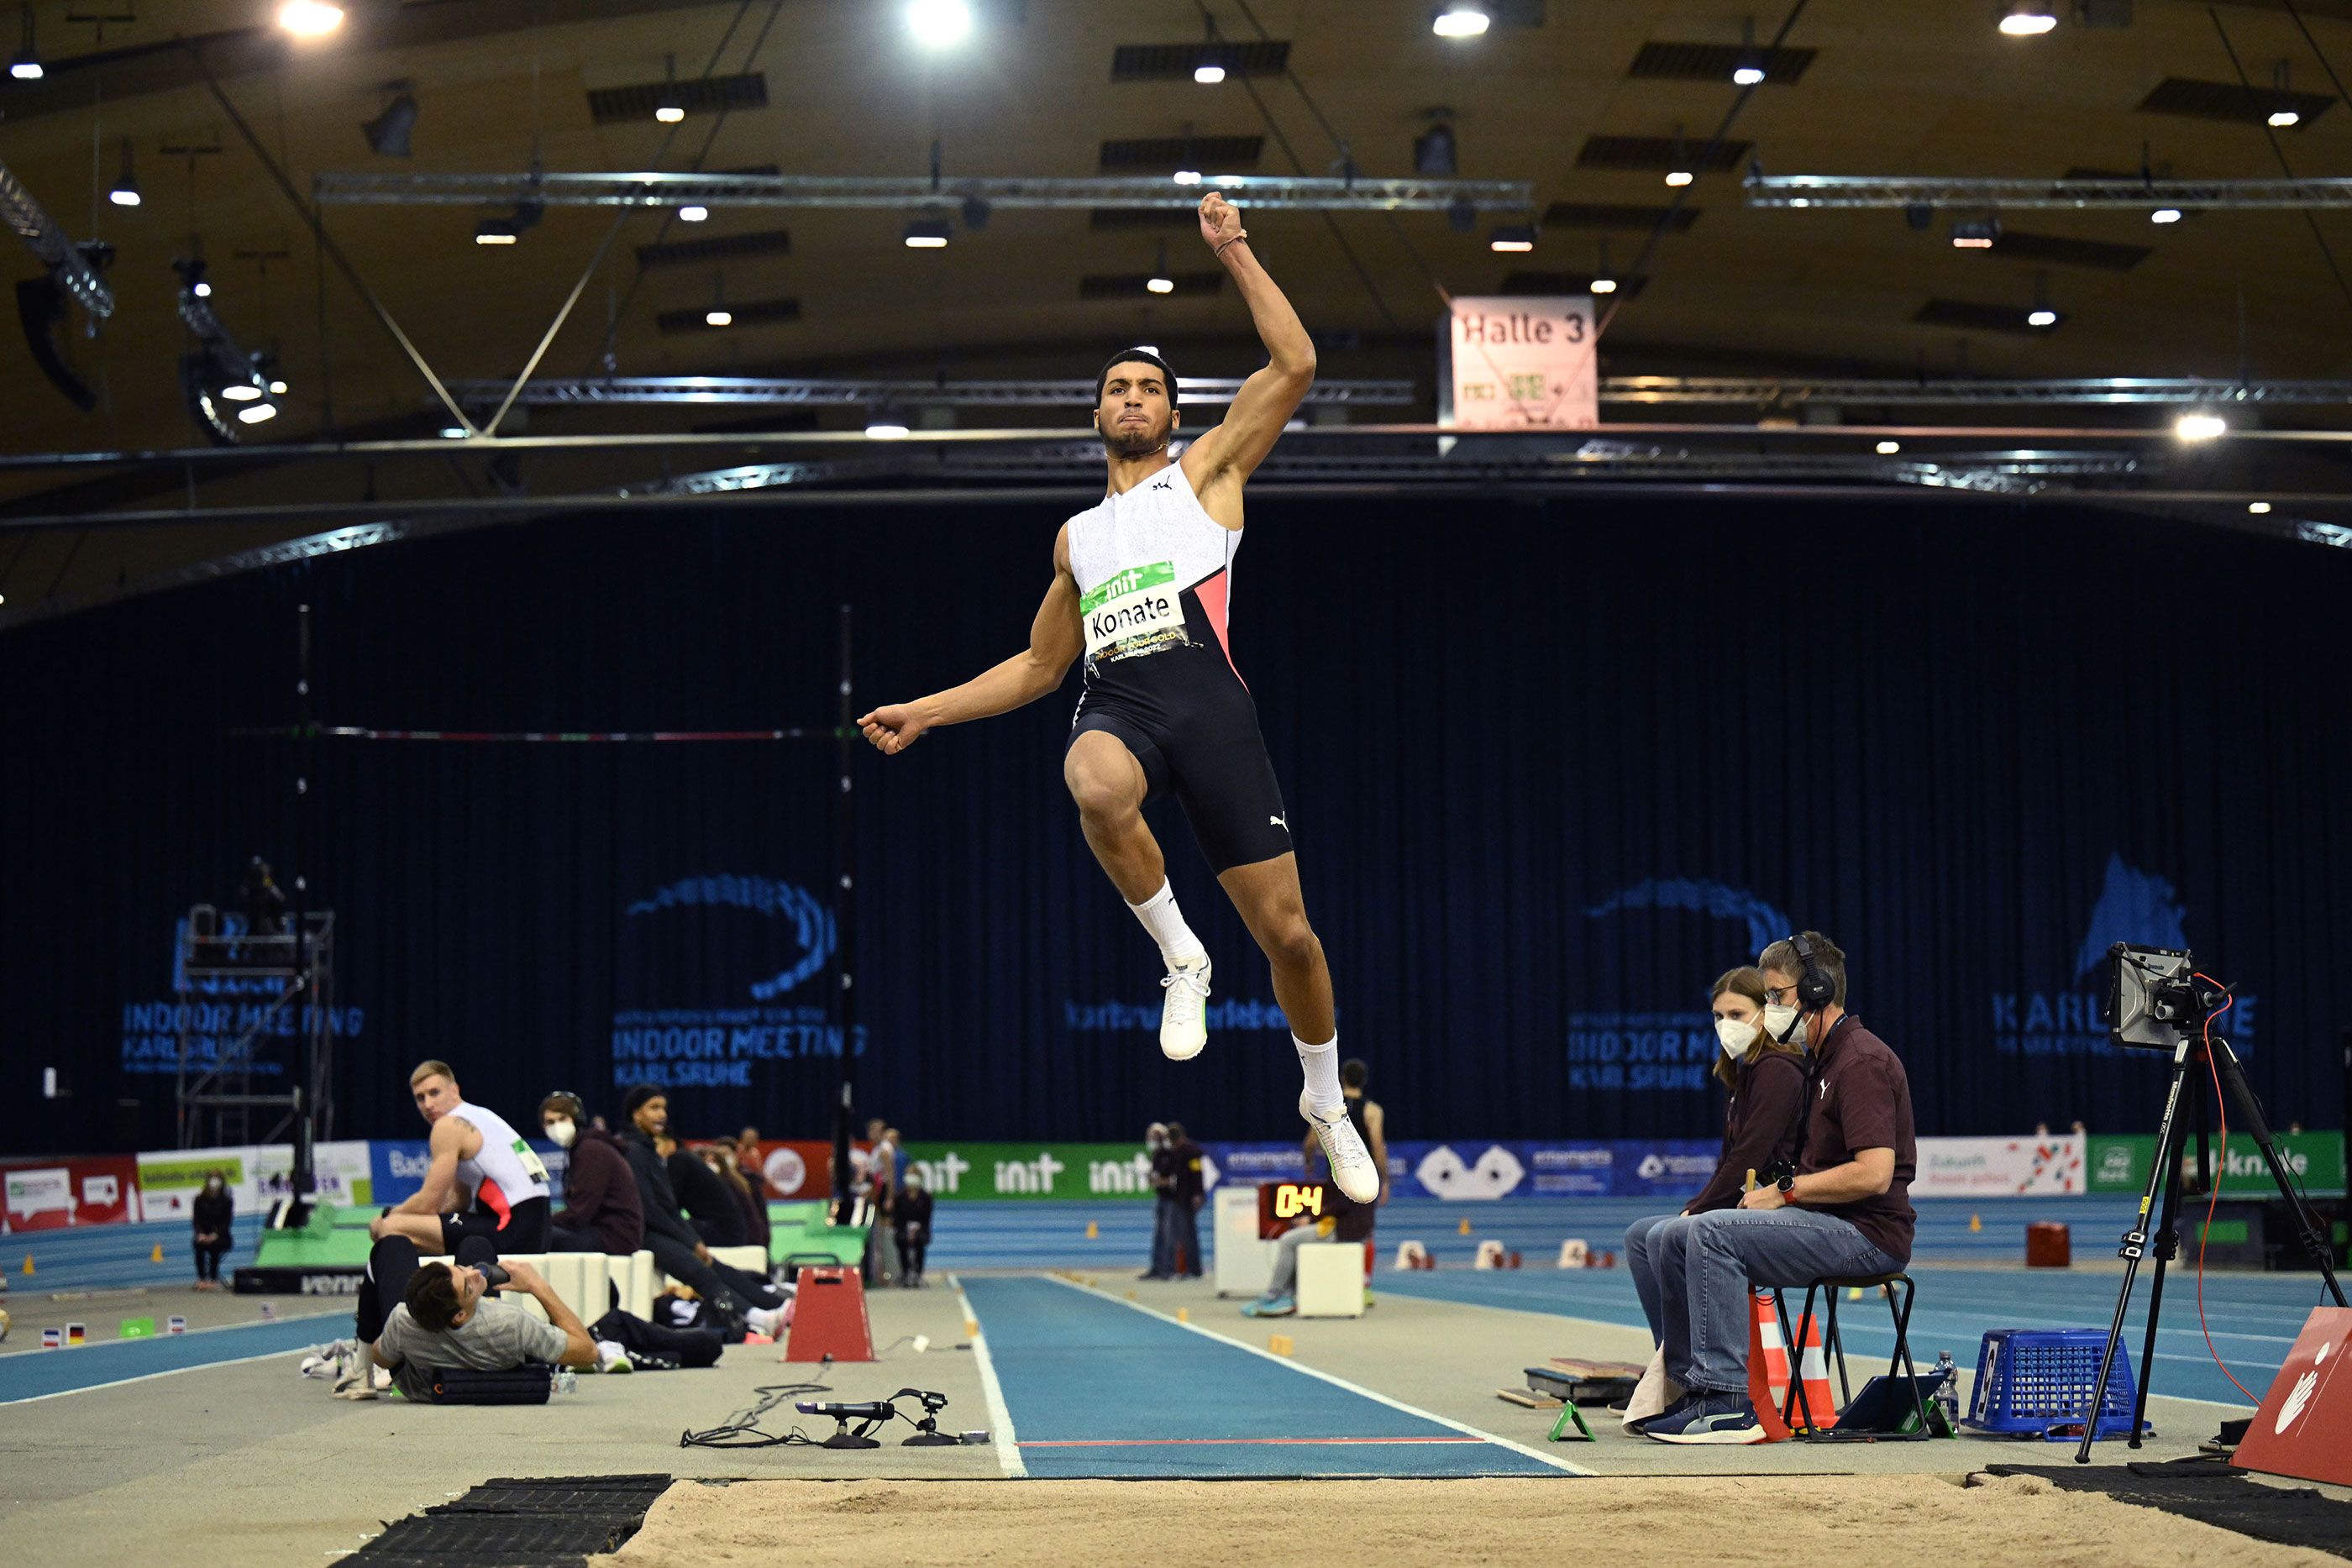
<box><xmin>1996</xmin><ymin>3</ymin><xmax>2058</xmax><ymax>37</ymax></box>
<box><xmin>2248</xmin><ymin>501</ymin><xmax>2272</xmax><ymax>514</ymax></box>
<box><xmin>1732</xmin><ymin>17</ymin><xmax>1767</xmax><ymax>85</ymax></box>
<box><xmin>1488</xmin><ymin>222</ymin><xmax>1536</xmax><ymax>253</ymax></box>
<box><xmin>2150</xmin><ymin>207</ymin><xmax>2183</xmax><ymax>224</ymax></box>
<box><xmin>1590</xmin><ymin>239</ymin><xmax>1618</xmax><ymax>294</ymax></box>
<box><xmin>1415</xmin><ymin>112</ymin><xmax>1458</xmax><ymax>178</ymax></box>
<box><xmin>2175</xmin><ymin>412</ymin><xmax>2226</xmax><ymax>441</ymax></box>
<box><xmin>108</xmin><ymin>138</ymin><xmax>141</xmax><ymax>207</ymax></box>
<box><xmin>1147</xmin><ymin>240</ymin><xmax>1175</xmax><ymax>294</ymax></box>
<box><xmin>705</xmin><ymin>308</ymin><xmax>732</xmax><ymax>327</ymax></box>
<box><xmin>277</xmin><ymin>1</ymin><xmax>344</xmax><ymax>39</ymax></box>
<box><xmin>906</xmin><ymin>0</ymin><xmax>974</xmax><ymax>48</ymax></box>
<box><xmin>1950</xmin><ymin>217</ymin><xmax>1999</xmax><ymax>249</ymax></box>
<box><xmin>1431</xmin><ymin>3</ymin><xmax>1491</xmax><ymax>39</ymax></box>
<box><xmin>1875</xmin><ymin>439</ymin><xmax>1901</xmax><ymax>454</ymax></box>
<box><xmin>2269</xmin><ymin>62</ymin><xmax>2301</xmax><ymax>128</ymax></box>
<box><xmin>236</xmin><ymin>401</ymin><xmax>278</xmax><ymax>424</ymax></box>
<box><xmin>362</xmin><ymin>87</ymin><xmax>419</xmax><ymax>157</ymax></box>
<box><xmin>678</xmin><ymin>204</ymin><xmax>709</xmax><ymax>223</ymax></box>
<box><xmin>10</xmin><ymin>3</ymin><xmax>41</xmax><ymax>79</ymax></box>
<box><xmin>655</xmin><ymin>55</ymin><xmax>685</xmax><ymax>123</ymax></box>
<box><xmin>1172</xmin><ymin>169</ymin><xmax>1203</xmax><ymax>185</ymax></box>
<box><xmin>903</xmin><ymin>217</ymin><xmax>951</xmax><ymax>248</ymax></box>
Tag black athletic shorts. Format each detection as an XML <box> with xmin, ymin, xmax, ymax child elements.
<box><xmin>439</xmin><ymin>1193</ymin><xmax>549</xmax><ymax>1256</ymax></box>
<box><xmin>1068</xmin><ymin>637</ymin><xmax>1292</xmax><ymax>875</ymax></box>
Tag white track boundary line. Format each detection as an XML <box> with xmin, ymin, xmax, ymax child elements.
<box><xmin>1038</xmin><ymin>1273</ymin><xmax>1592</xmax><ymax>1476</ymax></box>
<box><xmin>950</xmin><ymin>1274</ymin><xmax>1026</xmax><ymax>1478</ymax></box>
<box><xmin>0</xmin><ymin>1347</ymin><xmax>299</xmax><ymax>1406</ymax></box>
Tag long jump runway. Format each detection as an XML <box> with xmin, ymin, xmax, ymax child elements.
<box><xmin>962</xmin><ymin>1275</ymin><xmax>1582</xmax><ymax>1478</ymax></box>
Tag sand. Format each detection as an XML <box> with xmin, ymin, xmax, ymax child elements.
<box><xmin>613</xmin><ymin>1472</ymin><xmax>2337</xmax><ymax>1568</ymax></box>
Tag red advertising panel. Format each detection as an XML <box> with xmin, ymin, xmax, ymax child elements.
<box><xmin>745</xmin><ymin>1140</ymin><xmax>837</xmax><ymax>1200</ymax></box>
<box><xmin>1</xmin><ymin>1156</ymin><xmax>142</xmax><ymax>1231</ymax></box>
<box><xmin>2234</xmin><ymin>1308</ymin><xmax>2352</xmax><ymax>1487</ymax></box>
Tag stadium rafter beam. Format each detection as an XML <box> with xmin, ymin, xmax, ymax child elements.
<box><xmin>443</xmin><ymin>375</ymin><xmax>1418</xmax><ymax>408</ymax></box>
<box><xmin>1745</xmin><ymin>173</ymin><xmax>2352</xmax><ymax>209</ymax></box>
<box><xmin>1602</xmin><ymin>376</ymin><xmax>2352</xmax><ymax>406</ymax></box>
<box><xmin>310</xmin><ymin>170</ymin><xmax>1535</xmax><ymax>213</ymax></box>
<box><xmin>1</xmin><ymin>159</ymin><xmax>113</xmax><ymax>316</ymax></box>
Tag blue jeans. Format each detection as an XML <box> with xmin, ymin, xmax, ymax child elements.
<box><xmin>1169</xmin><ymin>1198</ymin><xmax>1202</xmax><ymax>1277</ymax></box>
<box><xmin>1657</xmin><ymin>1207</ymin><xmax>1902</xmax><ymax>1395</ymax></box>
<box><xmin>1623</xmin><ymin>1212</ymin><xmax>1683</xmax><ymax>1344</ymax></box>
<box><xmin>1148</xmin><ymin>1196</ymin><xmax>1178</xmax><ymax>1277</ymax></box>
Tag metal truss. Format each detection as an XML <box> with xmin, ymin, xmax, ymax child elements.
<box><xmin>445</xmin><ymin>375</ymin><xmax>1417</xmax><ymax>409</ymax></box>
<box><xmin>311</xmin><ymin>170</ymin><xmax>1534</xmax><ymax>214</ymax></box>
<box><xmin>1746</xmin><ymin>173</ymin><xmax>2352</xmax><ymax>209</ymax></box>
<box><xmin>0</xmin><ymin>159</ymin><xmax>113</xmax><ymax>315</ymax></box>
<box><xmin>1601</xmin><ymin>377</ymin><xmax>2352</xmax><ymax>406</ymax></box>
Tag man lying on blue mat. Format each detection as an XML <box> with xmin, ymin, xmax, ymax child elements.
<box><xmin>1638</xmin><ymin>931</ymin><xmax>1919</xmax><ymax>1445</ymax></box>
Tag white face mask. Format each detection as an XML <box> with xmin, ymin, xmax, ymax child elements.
<box><xmin>1714</xmin><ymin>1016</ymin><xmax>1760</xmax><ymax>1058</ymax></box>
<box><xmin>1761</xmin><ymin>1004</ymin><xmax>1802</xmax><ymax>1044</ymax></box>
<box><xmin>545</xmin><ymin>1117</ymin><xmax>578</xmax><ymax>1150</ymax></box>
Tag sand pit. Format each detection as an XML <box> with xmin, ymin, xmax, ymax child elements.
<box><xmin>614</xmin><ymin>1474</ymin><xmax>2336</xmax><ymax>1568</ymax></box>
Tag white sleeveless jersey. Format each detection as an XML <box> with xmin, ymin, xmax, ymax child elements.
<box><xmin>1065</xmin><ymin>457</ymin><xmax>1242</xmax><ymax>686</ymax></box>
<box><xmin>445</xmin><ymin>1099</ymin><xmax>551</xmax><ymax>1215</ymax></box>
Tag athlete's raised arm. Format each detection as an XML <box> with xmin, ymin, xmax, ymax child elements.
<box><xmin>857</xmin><ymin>525</ymin><xmax>1083</xmax><ymax>754</ymax></box>
<box><xmin>1181</xmin><ymin>191</ymin><xmax>1316</xmax><ymax>501</ymax></box>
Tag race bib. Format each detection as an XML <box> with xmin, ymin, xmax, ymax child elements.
<box><xmin>1081</xmin><ymin>561</ymin><xmax>1189</xmax><ymax>663</ymax></box>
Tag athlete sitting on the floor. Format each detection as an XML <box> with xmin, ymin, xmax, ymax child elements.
<box><xmin>370</xmin><ymin>1060</ymin><xmax>554</xmax><ymax>1256</ymax></box>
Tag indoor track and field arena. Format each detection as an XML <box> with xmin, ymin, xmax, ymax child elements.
<box><xmin>5</xmin><ymin>4</ymin><xmax>2352</xmax><ymax>1566</ymax></box>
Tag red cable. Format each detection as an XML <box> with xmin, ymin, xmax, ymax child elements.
<box><xmin>2189</xmin><ymin>976</ymin><xmax>2259</xmax><ymax>1403</ymax></box>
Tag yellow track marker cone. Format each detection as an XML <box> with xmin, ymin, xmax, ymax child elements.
<box><xmin>1268</xmin><ymin>1333</ymin><xmax>1294</xmax><ymax>1356</ymax></box>
<box><xmin>1969</xmin><ymin>1214</ymin><xmax>1983</xmax><ymax>1234</ymax></box>
<box><xmin>1085</xmin><ymin>1220</ymin><xmax>1099</xmax><ymax>1240</ymax></box>
<box><xmin>20</xmin><ymin>1255</ymin><xmax>31</xmax><ymax>1277</ymax></box>
<box><xmin>963</xmin><ymin>1319</ymin><xmax>979</xmax><ymax>1337</ymax></box>
<box><xmin>1125</xmin><ymin>1288</ymin><xmax>1137</xmax><ymax>1301</ymax></box>
<box><xmin>1458</xmin><ymin>1217</ymin><xmax>1473</xmax><ymax>1235</ymax></box>
<box><xmin>1176</xmin><ymin>1307</ymin><xmax>1189</xmax><ymax>1323</ymax></box>
<box><xmin>150</xmin><ymin>1243</ymin><xmax>164</xmax><ymax>1264</ymax></box>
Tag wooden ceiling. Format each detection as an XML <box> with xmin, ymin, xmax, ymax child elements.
<box><xmin>5</xmin><ymin>0</ymin><xmax>2352</xmax><ymax>605</ymax></box>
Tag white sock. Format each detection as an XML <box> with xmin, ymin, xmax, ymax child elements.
<box><xmin>1127</xmin><ymin>879</ymin><xmax>1207</xmax><ymax>968</ymax></box>
<box><xmin>1295</xmin><ymin>1032</ymin><xmax>1342</xmax><ymax>1114</ymax></box>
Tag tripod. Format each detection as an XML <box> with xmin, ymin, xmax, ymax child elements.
<box><xmin>2076</xmin><ymin>1021</ymin><xmax>2347</xmax><ymax>1465</ymax></box>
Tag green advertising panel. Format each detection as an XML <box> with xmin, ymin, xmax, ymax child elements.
<box><xmin>2086</xmin><ymin>1131</ymin><xmax>2345</xmax><ymax>1195</ymax></box>
<box><xmin>898</xmin><ymin>1142</ymin><xmax>1154</xmax><ymax>1201</ymax></box>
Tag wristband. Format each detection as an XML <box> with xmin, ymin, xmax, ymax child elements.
<box><xmin>1214</xmin><ymin>231</ymin><xmax>1250</xmax><ymax>258</ymax></box>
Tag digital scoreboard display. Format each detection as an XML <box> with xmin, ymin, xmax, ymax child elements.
<box><xmin>1256</xmin><ymin>1180</ymin><xmax>1331</xmax><ymax>1238</ymax></box>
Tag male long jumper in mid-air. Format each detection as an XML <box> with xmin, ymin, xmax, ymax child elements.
<box><xmin>858</xmin><ymin>191</ymin><xmax>1378</xmax><ymax>1202</ymax></box>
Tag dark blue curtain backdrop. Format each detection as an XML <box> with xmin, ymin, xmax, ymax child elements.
<box><xmin>5</xmin><ymin>492</ymin><xmax>2350</xmax><ymax>1155</ymax></box>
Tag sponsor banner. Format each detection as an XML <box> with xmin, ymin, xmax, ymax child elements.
<box><xmin>1608</xmin><ymin>1141</ymin><xmax>1721</xmax><ymax>1199</ymax></box>
<box><xmin>2087</xmin><ymin>1130</ymin><xmax>2346</xmax><ymax>1196</ymax></box>
<box><xmin>1202</xmin><ymin>1143</ymin><xmax>1309</xmax><ymax>1193</ymax></box>
<box><xmin>3</xmin><ymin>1156</ymin><xmax>145</xmax><ymax>1230</ymax></box>
<box><xmin>898</xmin><ymin>1142</ymin><xmax>1156</xmax><ymax>1201</ymax></box>
<box><xmin>367</xmin><ymin>1138</ymin><xmax>566</xmax><ymax>1208</ymax></box>
<box><xmin>738</xmin><ymin>1139</ymin><xmax>834</xmax><ymax>1200</ymax></box>
<box><xmin>1913</xmin><ymin>1135</ymin><xmax>2085</xmax><ymax>1198</ymax></box>
<box><xmin>1525</xmin><ymin>1142</ymin><xmax>1616</xmax><ymax>1198</ymax></box>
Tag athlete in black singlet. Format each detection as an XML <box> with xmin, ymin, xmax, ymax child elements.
<box><xmin>858</xmin><ymin>192</ymin><xmax>1376</xmax><ymax>1201</ymax></box>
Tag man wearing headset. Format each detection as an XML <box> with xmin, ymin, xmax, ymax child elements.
<box><xmin>1641</xmin><ymin>931</ymin><xmax>1918</xmax><ymax>1445</ymax></box>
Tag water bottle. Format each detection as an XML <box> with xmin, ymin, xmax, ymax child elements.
<box><xmin>554</xmin><ymin>1366</ymin><xmax>579</xmax><ymax>1396</ymax></box>
<box><xmin>1934</xmin><ymin>1351</ymin><xmax>1961</xmax><ymax>1432</ymax></box>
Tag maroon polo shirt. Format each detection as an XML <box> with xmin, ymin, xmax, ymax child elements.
<box><xmin>1793</xmin><ymin>1017</ymin><xmax>1917</xmax><ymax>1263</ymax></box>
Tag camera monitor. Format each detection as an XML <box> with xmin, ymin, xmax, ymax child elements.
<box><xmin>2103</xmin><ymin>942</ymin><xmax>2198</xmax><ymax>1051</ymax></box>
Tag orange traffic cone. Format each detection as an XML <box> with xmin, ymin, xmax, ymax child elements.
<box><xmin>1745</xmin><ymin>1292</ymin><xmax>1795</xmax><ymax>1442</ymax></box>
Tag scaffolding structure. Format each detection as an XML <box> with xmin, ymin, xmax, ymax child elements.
<box><xmin>173</xmin><ymin>910</ymin><xmax>336</xmax><ymax>1150</ymax></box>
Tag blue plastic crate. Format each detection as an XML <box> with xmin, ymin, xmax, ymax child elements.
<box><xmin>1963</xmin><ymin>1328</ymin><xmax>2150</xmax><ymax>1441</ymax></box>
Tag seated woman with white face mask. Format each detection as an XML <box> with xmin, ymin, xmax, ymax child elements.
<box><xmin>1620</xmin><ymin>968</ymin><xmax>1811</xmax><ymax>1347</ymax></box>
<box><xmin>539</xmin><ymin>1092</ymin><xmax>645</xmax><ymax>1256</ymax></box>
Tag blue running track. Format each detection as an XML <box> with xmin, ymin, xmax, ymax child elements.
<box><xmin>0</xmin><ymin>1315</ymin><xmax>347</xmax><ymax>1404</ymax></box>
<box><xmin>963</xmin><ymin>1275</ymin><xmax>1576</xmax><ymax>1478</ymax></box>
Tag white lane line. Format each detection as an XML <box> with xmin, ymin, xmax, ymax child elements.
<box><xmin>1038</xmin><ymin>1273</ymin><xmax>1593</xmax><ymax>1476</ymax></box>
<box><xmin>951</xmin><ymin>1274</ymin><xmax>1026</xmax><ymax>1479</ymax></box>
<box><xmin>0</xmin><ymin>1347</ymin><xmax>301</xmax><ymax>1406</ymax></box>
